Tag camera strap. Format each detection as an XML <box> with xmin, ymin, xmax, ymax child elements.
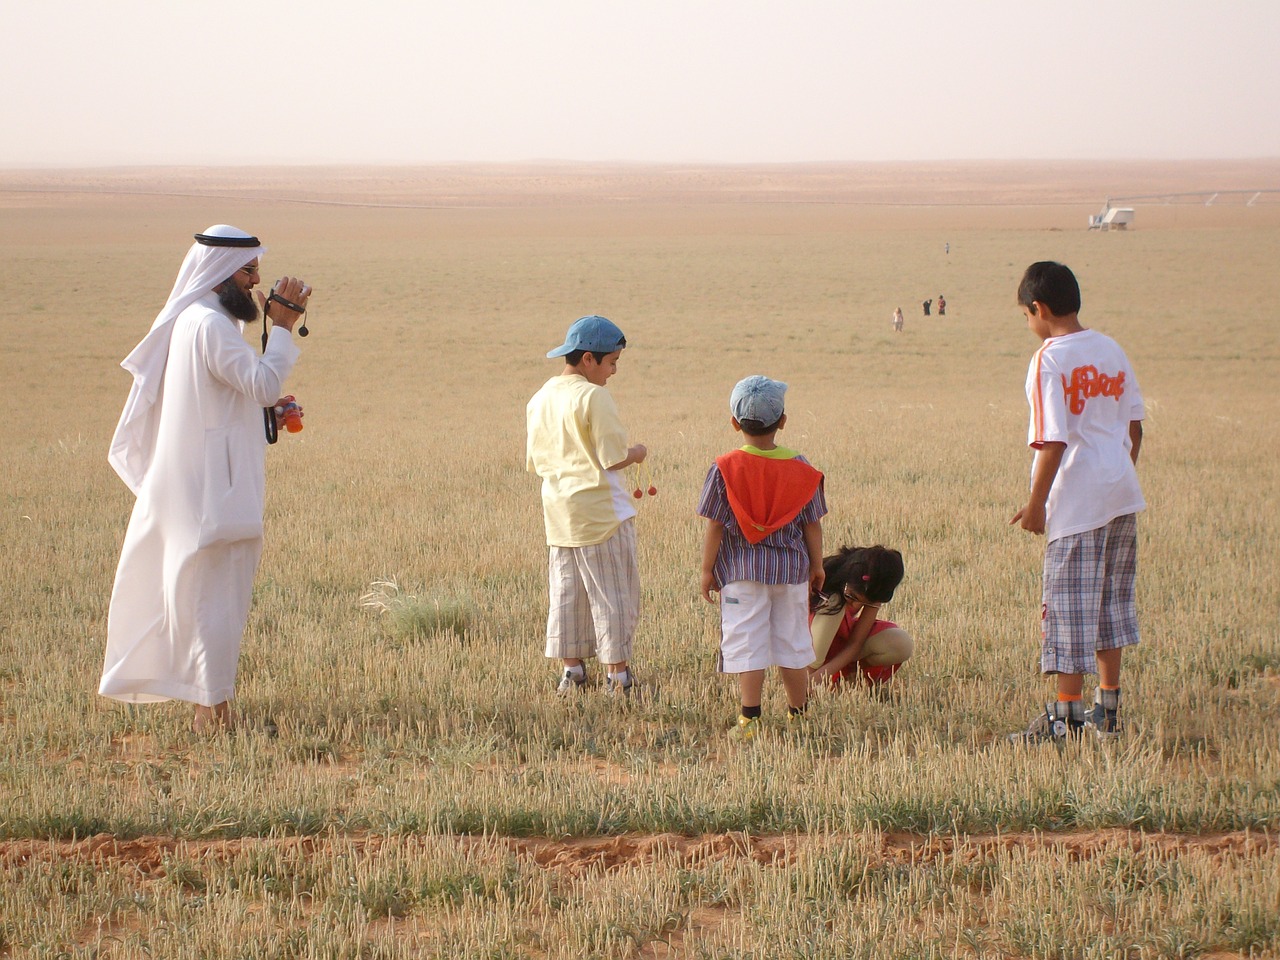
<box><xmin>262</xmin><ymin>317</ymin><xmax>278</xmax><ymax>445</ymax></box>
<box><xmin>267</xmin><ymin>292</ymin><xmax>309</xmax><ymax>337</ymax></box>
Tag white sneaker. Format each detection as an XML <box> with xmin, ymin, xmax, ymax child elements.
<box><xmin>607</xmin><ymin>670</ymin><xmax>642</xmax><ymax>701</ymax></box>
<box><xmin>556</xmin><ymin>668</ymin><xmax>587</xmax><ymax>695</ymax></box>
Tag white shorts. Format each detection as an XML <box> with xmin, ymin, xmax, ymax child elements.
<box><xmin>545</xmin><ymin>519</ymin><xmax>639</xmax><ymax>665</ymax></box>
<box><xmin>718</xmin><ymin>580</ymin><xmax>814</xmax><ymax>673</ymax></box>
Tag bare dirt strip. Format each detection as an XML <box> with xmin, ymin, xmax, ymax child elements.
<box><xmin>2</xmin><ymin>829</ymin><xmax>1273</xmax><ymax>881</ymax></box>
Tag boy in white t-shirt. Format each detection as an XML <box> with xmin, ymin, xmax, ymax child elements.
<box><xmin>526</xmin><ymin>316</ymin><xmax>648</xmax><ymax>697</ymax></box>
<box><xmin>1009</xmin><ymin>262</ymin><xmax>1145</xmax><ymax>742</ymax></box>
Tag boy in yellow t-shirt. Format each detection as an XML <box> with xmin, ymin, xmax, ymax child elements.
<box><xmin>526</xmin><ymin>316</ymin><xmax>648</xmax><ymax>696</ymax></box>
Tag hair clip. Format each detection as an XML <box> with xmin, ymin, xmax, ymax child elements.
<box><xmin>861</xmin><ymin>574</ymin><xmax>871</xmax><ymax>581</ymax></box>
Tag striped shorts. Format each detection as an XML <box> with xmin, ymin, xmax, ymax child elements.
<box><xmin>1041</xmin><ymin>513</ymin><xmax>1140</xmax><ymax>675</ymax></box>
<box><xmin>545</xmin><ymin>519</ymin><xmax>639</xmax><ymax>665</ymax></box>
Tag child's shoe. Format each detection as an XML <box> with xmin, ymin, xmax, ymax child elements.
<box><xmin>556</xmin><ymin>666</ymin><xmax>587</xmax><ymax>695</ymax></box>
<box><xmin>784</xmin><ymin>710</ymin><xmax>807</xmax><ymax>735</ymax></box>
<box><xmin>1084</xmin><ymin>689</ymin><xmax>1122</xmax><ymax>740</ymax></box>
<box><xmin>606</xmin><ymin>671</ymin><xmax>636</xmax><ymax>700</ymax></box>
<box><xmin>1008</xmin><ymin>701</ymin><xmax>1084</xmax><ymax>744</ymax></box>
<box><xmin>727</xmin><ymin>715</ymin><xmax>761</xmax><ymax>742</ymax></box>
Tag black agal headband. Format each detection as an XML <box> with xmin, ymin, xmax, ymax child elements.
<box><xmin>194</xmin><ymin>232</ymin><xmax>261</xmax><ymax>247</ymax></box>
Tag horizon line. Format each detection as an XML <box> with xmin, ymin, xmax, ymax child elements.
<box><xmin>4</xmin><ymin>157</ymin><xmax>1280</xmax><ymax>173</ymax></box>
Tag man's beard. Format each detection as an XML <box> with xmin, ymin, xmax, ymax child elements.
<box><xmin>217</xmin><ymin>281</ymin><xmax>259</xmax><ymax>322</ymax></box>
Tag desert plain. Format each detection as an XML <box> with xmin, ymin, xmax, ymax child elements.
<box><xmin>1</xmin><ymin>160</ymin><xmax>1278</xmax><ymax>957</ymax></box>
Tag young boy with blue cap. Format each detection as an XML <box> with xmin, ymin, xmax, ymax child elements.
<box><xmin>698</xmin><ymin>375</ymin><xmax>827</xmax><ymax>740</ymax></box>
<box><xmin>527</xmin><ymin>316</ymin><xmax>649</xmax><ymax>696</ymax></box>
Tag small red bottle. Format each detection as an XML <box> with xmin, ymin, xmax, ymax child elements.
<box><xmin>276</xmin><ymin>396</ymin><xmax>304</xmax><ymax>433</ymax></box>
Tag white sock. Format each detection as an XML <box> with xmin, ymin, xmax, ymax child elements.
<box><xmin>608</xmin><ymin>669</ymin><xmax>632</xmax><ymax>686</ymax></box>
<box><xmin>564</xmin><ymin>664</ymin><xmax>585</xmax><ymax>679</ymax></box>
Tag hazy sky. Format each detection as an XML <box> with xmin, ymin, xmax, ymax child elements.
<box><xmin>4</xmin><ymin>1</ymin><xmax>1278</xmax><ymax>166</ymax></box>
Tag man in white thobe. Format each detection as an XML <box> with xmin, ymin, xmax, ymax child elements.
<box><xmin>100</xmin><ymin>224</ymin><xmax>311</xmax><ymax>732</ymax></box>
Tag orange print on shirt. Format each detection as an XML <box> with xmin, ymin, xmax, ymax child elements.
<box><xmin>1062</xmin><ymin>365</ymin><xmax>1126</xmax><ymax>415</ymax></box>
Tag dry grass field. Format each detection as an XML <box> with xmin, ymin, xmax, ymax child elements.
<box><xmin>2</xmin><ymin>161</ymin><xmax>1278</xmax><ymax>958</ymax></box>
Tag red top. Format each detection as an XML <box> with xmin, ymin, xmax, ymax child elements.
<box><xmin>812</xmin><ymin>606</ymin><xmax>900</xmax><ymax>684</ymax></box>
<box><xmin>714</xmin><ymin>449</ymin><xmax>823</xmax><ymax>545</ymax></box>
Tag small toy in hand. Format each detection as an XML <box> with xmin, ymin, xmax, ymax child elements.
<box><xmin>632</xmin><ymin>461</ymin><xmax>658</xmax><ymax>499</ymax></box>
<box><xmin>274</xmin><ymin>396</ymin><xmax>304</xmax><ymax>434</ymax></box>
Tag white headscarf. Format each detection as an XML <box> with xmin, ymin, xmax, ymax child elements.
<box><xmin>108</xmin><ymin>225</ymin><xmax>267</xmax><ymax>493</ymax></box>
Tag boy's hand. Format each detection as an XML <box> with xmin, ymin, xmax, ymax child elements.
<box><xmin>1011</xmin><ymin>502</ymin><xmax>1046</xmax><ymax>535</ymax></box>
<box><xmin>1014</xmin><ymin>443</ymin><xmax>1063</xmax><ymax>536</ymax></box>
<box><xmin>700</xmin><ymin>571</ymin><xmax>719</xmax><ymax>603</ymax></box>
<box><xmin>607</xmin><ymin>444</ymin><xmax>647</xmax><ymax>472</ymax></box>
<box><xmin>809</xmin><ymin>565</ymin><xmax>825</xmax><ymax>595</ymax></box>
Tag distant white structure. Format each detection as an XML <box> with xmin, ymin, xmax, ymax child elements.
<box><xmin>1088</xmin><ymin>205</ymin><xmax>1135</xmax><ymax>230</ymax></box>
<box><xmin>1087</xmin><ymin>188</ymin><xmax>1278</xmax><ymax>229</ymax></box>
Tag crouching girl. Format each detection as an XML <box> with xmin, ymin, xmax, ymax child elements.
<box><xmin>810</xmin><ymin>545</ymin><xmax>913</xmax><ymax>685</ymax></box>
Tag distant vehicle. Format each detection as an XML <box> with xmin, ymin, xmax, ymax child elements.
<box><xmin>1088</xmin><ymin>206</ymin><xmax>1135</xmax><ymax>230</ymax></box>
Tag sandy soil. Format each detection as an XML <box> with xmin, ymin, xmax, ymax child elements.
<box><xmin>2</xmin><ymin>159</ymin><xmax>1278</xmax><ymax>209</ymax></box>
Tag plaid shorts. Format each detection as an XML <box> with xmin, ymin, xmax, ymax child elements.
<box><xmin>1041</xmin><ymin>513</ymin><xmax>1140</xmax><ymax>674</ymax></box>
<box><xmin>545</xmin><ymin>519</ymin><xmax>639</xmax><ymax>665</ymax></box>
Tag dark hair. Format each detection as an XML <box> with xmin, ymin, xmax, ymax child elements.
<box><xmin>563</xmin><ymin>348</ymin><xmax>616</xmax><ymax>366</ymax></box>
<box><xmin>812</xmin><ymin>545</ymin><xmax>904</xmax><ymax>614</ymax></box>
<box><xmin>737</xmin><ymin>416</ymin><xmax>782</xmax><ymax>437</ymax></box>
<box><xmin>1016</xmin><ymin>261</ymin><xmax>1081</xmax><ymax>317</ymax></box>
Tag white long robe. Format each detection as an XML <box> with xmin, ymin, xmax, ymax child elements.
<box><xmin>100</xmin><ymin>292</ymin><xmax>300</xmax><ymax>705</ymax></box>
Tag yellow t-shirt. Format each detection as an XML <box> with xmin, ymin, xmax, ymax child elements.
<box><xmin>526</xmin><ymin>374</ymin><xmax>636</xmax><ymax>547</ymax></box>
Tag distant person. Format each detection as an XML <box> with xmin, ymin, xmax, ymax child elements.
<box><xmin>945</xmin><ymin>242</ymin><xmax>950</xmax><ymax>255</ymax></box>
<box><xmin>922</xmin><ymin>298</ymin><xmax>932</xmax><ymax>317</ymax></box>
<box><xmin>526</xmin><ymin>315</ymin><xmax>648</xmax><ymax>697</ymax></box>
<box><xmin>892</xmin><ymin>307</ymin><xmax>904</xmax><ymax>332</ymax></box>
<box><xmin>809</xmin><ymin>546</ymin><xmax>913</xmax><ymax>686</ymax></box>
<box><xmin>699</xmin><ymin>376</ymin><xmax>826</xmax><ymax>741</ymax></box>
<box><xmin>1008</xmin><ymin>262</ymin><xmax>1145</xmax><ymax>743</ymax></box>
<box><xmin>937</xmin><ymin>295</ymin><xmax>947</xmax><ymax>317</ymax></box>
<box><xmin>100</xmin><ymin>225</ymin><xmax>311</xmax><ymax>734</ymax></box>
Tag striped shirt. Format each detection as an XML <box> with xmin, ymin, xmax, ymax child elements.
<box><xmin>697</xmin><ymin>449</ymin><xmax>827</xmax><ymax>587</ymax></box>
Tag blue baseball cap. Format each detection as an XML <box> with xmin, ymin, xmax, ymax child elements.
<box><xmin>546</xmin><ymin>315</ymin><xmax>627</xmax><ymax>358</ymax></box>
<box><xmin>730</xmin><ymin>375</ymin><xmax>787</xmax><ymax>424</ymax></box>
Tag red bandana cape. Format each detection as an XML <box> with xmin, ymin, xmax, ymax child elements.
<box><xmin>715</xmin><ymin>448</ymin><xmax>823</xmax><ymax>545</ymax></box>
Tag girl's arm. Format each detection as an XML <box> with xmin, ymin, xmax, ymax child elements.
<box><xmin>812</xmin><ymin>601</ymin><xmax>881</xmax><ymax>679</ymax></box>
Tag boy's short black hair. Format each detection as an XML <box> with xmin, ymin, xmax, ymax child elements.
<box><xmin>737</xmin><ymin>416</ymin><xmax>782</xmax><ymax>437</ymax></box>
<box><xmin>563</xmin><ymin>348</ymin><xmax>613</xmax><ymax>367</ymax></box>
<box><xmin>1017</xmin><ymin>261</ymin><xmax>1081</xmax><ymax>317</ymax></box>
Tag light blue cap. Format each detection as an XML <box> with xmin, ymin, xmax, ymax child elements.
<box><xmin>547</xmin><ymin>315</ymin><xmax>627</xmax><ymax>358</ymax></box>
<box><xmin>730</xmin><ymin>375</ymin><xmax>787</xmax><ymax>424</ymax></box>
